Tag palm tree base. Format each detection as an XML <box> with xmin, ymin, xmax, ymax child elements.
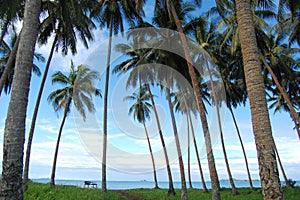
<box><xmin>168</xmin><ymin>188</ymin><xmax>176</xmax><ymax>196</ymax></box>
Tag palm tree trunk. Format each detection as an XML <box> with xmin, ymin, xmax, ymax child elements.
<box><xmin>146</xmin><ymin>83</ymin><xmax>175</xmax><ymax>195</ymax></box>
<box><xmin>260</xmin><ymin>54</ymin><xmax>300</xmax><ymax>139</ymax></box>
<box><xmin>102</xmin><ymin>15</ymin><xmax>113</xmax><ymax>195</ymax></box>
<box><xmin>143</xmin><ymin>122</ymin><xmax>159</xmax><ymax>189</ymax></box>
<box><xmin>0</xmin><ymin>0</ymin><xmax>41</xmax><ymax>199</ymax></box>
<box><xmin>23</xmin><ymin>35</ymin><xmax>58</xmax><ymax>190</ymax></box>
<box><xmin>0</xmin><ymin>30</ymin><xmax>21</xmax><ymax>96</ymax></box>
<box><xmin>188</xmin><ymin>112</ymin><xmax>208</xmax><ymax>192</ymax></box>
<box><xmin>206</xmin><ymin>65</ymin><xmax>238</xmax><ymax>195</ymax></box>
<box><xmin>168</xmin><ymin>1</ymin><xmax>220</xmax><ymax>199</ymax></box>
<box><xmin>166</xmin><ymin>87</ymin><xmax>188</xmax><ymax>200</ymax></box>
<box><xmin>235</xmin><ymin>0</ymin><xmax>283</xmax><ymax>199</ymax></box>
<box><xmin>273</xmin><ymin>141</ymin><xmax>291</xmax><ymax>188</ymax></box>
<box><xmin>291</xmin><ymin>115</ymin><xmax>300</xmax><ymax>139</ymax></box>
<box><xmin>187</xmin><ymin>115</ymin><xmax>193</xmax><ymax>189</ymax></box>
<box><xmin>229</xmin><ymin>106</ymin><xmax>253</xmax><ymax>189</ymax></box>
<box><xmin>50</xmin><ymin>98</ymin><xmax>71</xmax><ymax>187</ymax></box>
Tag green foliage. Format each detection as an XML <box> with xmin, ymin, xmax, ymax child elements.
<box><xmin>24</xmin><ymin>182</ymin><xmax>123</xmax><ymax>200</ymax></box>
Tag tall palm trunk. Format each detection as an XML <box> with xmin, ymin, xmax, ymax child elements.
<box><xmin>50</xmin><ymin>98</ymin><xmax>71</xmax><ymax>187</ymax></box>
<box><xmin>166</xmin><ymin>87</ymin><xmax>188</xmax><ymax>200</ymax></box>
<box><xmin>235</xmin><ymin>0</ymin><xmax>283</xmax><ymax>199</ymax></box>
<box><xmin>23</xmin><ymin>35</ymin><xmax>58</xmax><ymax>190</ymax></box>
<box><xmin>260</xmin><ymin>54</ymin><xmax>300</xmax><ymax>138</ymax></box>
<box><xmin>0</xmin><ymin>0</ymin><xmax>41</xmax><ymax>199</ymax></box>
<box><xmin>229</xmin><ymin>106</ymin><xmax>253</xmax><ymax>189</ymax></box>
<box><xmin>188</xmin><ymin>112</ymin><xmax>208</xmax><ymax>192</ymax></box>
<box><xmin>168</xmin><ymin>2</ymin><xmax>220</xmax><ymax>199</ymax></box>
<box><xmin>0</xmin><ymin>31</ymin><xmax>21</xmax><ymax>95</ymax></box>
<box><xmin>143</xmin><ymin>122</ymin><xmax>159</xmax><ymax>189</ymax></box>
<box><xmin>102</xmin><ymin>16</ymin><xmax>113</xmax><ymax>194</ymax></box>
<box><xmin>273</xmin><ymin>141</ymin><xmax>291</xmax><ymax>188</ymax></box>
<box><xmin>146</xmin><ymin>83</ymin><xmax>175</xmax><ymax>195</ymax></box>
<box><xmin>291</xmin><ymin>114</ymin><xmax>300</xmax><ymax>139</ymax></box>
<box><xmin>207</xmin><ymin>66</ymin><xmax>238</xmax><ymax>195</ymax></box>
<box><xmin>187</xmin><ymin>114</ymin><xmax>193</xmax><ymax>189</ymax></box>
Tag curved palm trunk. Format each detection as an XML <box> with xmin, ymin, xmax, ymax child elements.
<box><xmin>206</xmin><ymin>65</ymin><xmax>238</xmax><ymax>195</ymax></box>
<box><xmin>291</xmin><ymin>115</ymin><xmax>300</xmax><ymax>140</ymax></box>
<box><xmin>261</xmin><ymin>54</ymin><xmax>300</xmax><ymax>139</ymax></box>
<box><xmin>23</xmin><ymin>35</ymin><xmax>58</xmax><ymax>190</ymax></box>
<box><xmin>187</xmin><ymin>115</ymin><xmax>193</xmax><ymax>189</ymax></box>
<box><xmin>166</xmin><ymin>87</ymin><xmax>188</xmax><ymax>200</ymax></box>
<box><xmin>143</xmin><ymin>122</ymin><xmax>159</xmax><ymax>189</ymax></box>
<box><xmin>146</xmin><ymin>83</ymin><xmax>175</xmax><ymax>195</ymax></box>
<box><xmin>50</xmin><ymin>98</ymin><xmax>71</xmax><ymax>187</ymax></box>
<box><xmin>168</xmin><ymin>2</ymin><xmax>220</xmax><ymax>199</ymax></box>
<box><xmin>235</xmin><ymin>0</ymin><xmax>283</xmax><ymax>199</ymax></box>
<box><xmin>0</xmin><ymin>0</ymin><xmax>41</xmax><ymax>199</ymax></box>
<box><xmin>0</xmin><ymin>31</ymin><xmax>21</xmax><ymax>96</ymax></box>
<box><xmin>102</xmin><ymin>16</ymin><xmax>113</xmax><ymax>194</ymax></box>
<box><xmin>229</xmin><ymin>106</ymin><xmax>253</xmax><ymax>189</ymax></box>
<box><xmin>188</xmin><ymin>112</ymin><xmax>208</xmax><ymax>192</ymax></box>
<box><xmin>273</xmin><ymin>141</ymin><xmax>291</xmax><ymax>188</ymax></box>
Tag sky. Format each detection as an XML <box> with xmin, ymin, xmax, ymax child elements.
<box><xmin>0</xmin><ymin>0</ymin><xmax>299</xmax><ymax>183</ymax></box>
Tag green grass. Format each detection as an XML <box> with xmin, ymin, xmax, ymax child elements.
<box><xmin>124</xmin><ymin>187</ymin><xmax>300</xmax><ymax>200</ymax></box>
<box><xmin>24</xmin><ymin>182</ymin><xmax>124</xmax><ymax>200</ymax></box>
<box><xmin>23</xmin><ymin>182</ymin><xmax>300</xmax><ymax>200</ymax></box>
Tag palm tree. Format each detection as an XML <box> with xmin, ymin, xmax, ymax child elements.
<box><xmin>166</xmin><ymin>1</ymin><xmax>221</xmax><ymax>198</ymax></box>
<box><xmin>172</xmin><ymin>90</ymin><xmax>209</xmax><ymax>192</ymax></box>
<box><xmin>0</xmin><ymin>30</ymin><xmax>43</xmax><ymax>95</ymax></box>
<box><xmin>235</xmin><ymin>0</ymin><xmax>284</xmax><ymax>199</ymax></box>
<box><xmin>0</xmin><ymin>0</ymin><xmax>23</xmax><ymax>44</ymax></box>
<box><xmin>278</xmin><ymin>0</ymin><xmax>300</xmax><ymax>46</ymax></box>
<box><xmin>0</xmin><ymin>0</ymin><xmax>41</xmax><ymax>198</ymax></box>
<box><xmin>124</xmin><ymin>85</ymin><xmax>159</xmax><ymax>189</ymax></box>
<box><xmin>23</xmin><ymin>0</ymin><xmax>96</xmax><ymax>188</ymax></box>
<box><xmin>186</xmin><ymin>13</ymin><xmax>240</xmax><ymax>195</ymax></box>
<box><xmin>261</xmin><ymin>33</ymin><xmax>300</xmax><ymax>139</ymax></box>
<box><xmin>165</xmin><ymin>82</ymin><xmax>188</xmax><ymax>200</ymax></box>
<box><xmin>48</xmin><ymin>61</ymin><xmax>100</xmax><ymax>187</ymax></box>
<box><xmin>0</xmin><ymin>0</ymin><xmax>24</xmax><ymax>95</ymax></box>
<box><xmin>90</xmin><ymin>0</ymin><xmax>141</xmax><ymax>193</ymax></box>
<box><xmin>113</xmin><ymin>34</ymin><xmax>176</xmax><ymax>195</ymax></box>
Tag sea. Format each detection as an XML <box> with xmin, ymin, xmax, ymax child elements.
<box><xmin>32</xmin><ymin>179</ymin><xmax>300</xmax><ymax>190</ymax></box>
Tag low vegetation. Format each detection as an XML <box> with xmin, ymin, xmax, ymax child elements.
<box><xmin>24</xmin><ymin>182</ymin><xmax>300</xmax><ymax>200</ymax></box>
<box><xmin>24</xmin><ymin>182</ymin><xmax>122</xmax><ymax>200</ymax></box>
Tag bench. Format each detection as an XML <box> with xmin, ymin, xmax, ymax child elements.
<box><xmin>84</xmin><ymin>181</ymin><xmax>97</xmax><ymax>188</ymax></box>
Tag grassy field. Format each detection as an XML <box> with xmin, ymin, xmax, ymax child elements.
<box><xmin>24</xmin><ymin>182</ymin><xmax>300</xmax><ymax>200</ymax></box>
<box><xmin>24</xmin><ymin>182</ymin><xmax>123</xmax><ymax>200</ymax></box>
<box><xmin>124</xmin><ymin>187</ymin><xmax>300</xmax><ymax>200</ymax></box>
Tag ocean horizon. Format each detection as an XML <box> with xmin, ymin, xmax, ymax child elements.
<box><xmin>31</xmin><ymin>179</ymin><xmax>300</xmax><ymax>190</ymax></box>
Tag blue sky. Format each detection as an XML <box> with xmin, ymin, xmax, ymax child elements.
<box><xmin>0</xmin><ymin>0</ymin><xmax>299</xmax><ymax>183</ymax></box>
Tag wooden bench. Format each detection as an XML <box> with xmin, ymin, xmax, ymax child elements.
<box><xmin>84</xmin><ymin>181</ymin><xmax>97</xmax><ymax>188</ymax></box>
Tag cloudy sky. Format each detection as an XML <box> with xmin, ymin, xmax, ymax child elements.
<box><xmin>0</xmin><ymin>0</ymin><xmax>299</xmax><ymax>183</ymax></box>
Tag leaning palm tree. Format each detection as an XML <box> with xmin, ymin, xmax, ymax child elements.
<box><xmin>48</xmin><ymin>61</ymin><xmax>100</xmax><ymax>187</ymax></box>
<box><xmin>172</xmin><ymin>89</ymin><xmax>210</xmax><ymax>192</ymax></box>
<box><xmin>165</xmin><ymin>1</ymin><xmax>221</xmax><ymax>198</ymax></box>
<box><xmin>113</xmin><ymin>36</ymin><xmax>176</xmax><ymax>195</ymax></box>
<box><xmin>235</xmin><ymin>0</ymin><xmax>284</xmax><ymax>198</ymax></box>
<box><xmin>0</xmin><ymin>30</ymin><xmax>43</xmax><ymax>95</ymax></box>
<box><xmin>0</xmin><ymin>0</ymin><xmax>41</xmax><ymax>198</ymax></box>
<box><xmin>124</xmin><ymin>85</ymin><xmax>159</xmax><ymax>189</ymax></box>
<box><xmin>90</xmin><ymin>0</ymin><xmax>141</xmax><ymax>193</ymax></box>
<box><xmin>23</xmin><ymin>0</ymin><xmax>96</xmax><ymax>189</ymax></box>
